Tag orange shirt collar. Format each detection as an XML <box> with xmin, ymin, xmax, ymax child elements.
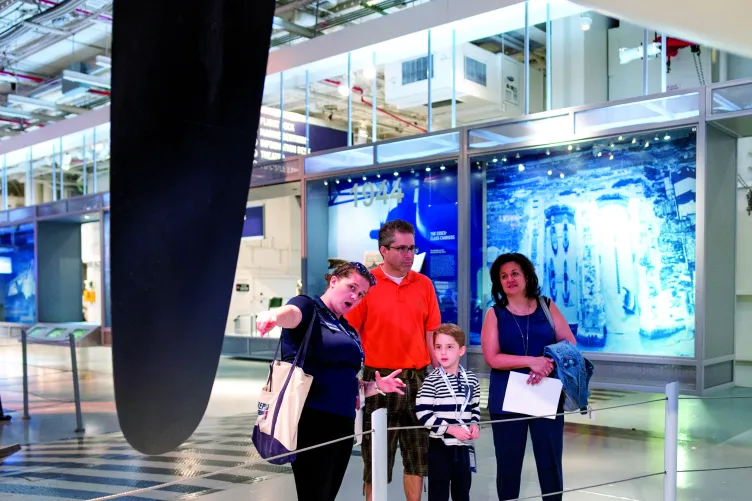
<box><xmin>373</xmin><ymin>265</ymin><xmax>416</xmax><ymax>285</ymax></box>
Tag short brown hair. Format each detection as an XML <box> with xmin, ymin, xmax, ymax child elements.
<box><xmin>434</xmin><ymin>323</ymin><xmax>466</xmax><ymax>348</ymax></box>
<box><xmin>378</xmin><ymin>219</ymin><xmax>415</xmax><ymax>251</ymax></box>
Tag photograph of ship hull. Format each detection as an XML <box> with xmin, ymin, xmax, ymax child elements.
<box><xmin>478</xmin><ymin>128</ymin><xmax>697</xmax><ymax>357</ymax></box>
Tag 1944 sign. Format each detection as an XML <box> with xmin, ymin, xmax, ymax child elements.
<box><xmin>348</xmin><ymin>179</ymin><xmax>405</xmax><ymax>207</ymax></box>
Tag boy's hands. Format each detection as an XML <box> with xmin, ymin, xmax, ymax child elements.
<box><xmin>446</xmin><ymin>426</ymin><xmax>472</xmax><ymax>441</ymax></box>
<box><xmin>469</xmin><ymin>424</ymin><xmax>480</xmax><ymax>440</ymax></box>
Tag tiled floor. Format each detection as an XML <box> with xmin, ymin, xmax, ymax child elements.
<box><xmin>2</xmin><ymin>332</ymin><xmax>752</xmax><ymax>500</ymax></box>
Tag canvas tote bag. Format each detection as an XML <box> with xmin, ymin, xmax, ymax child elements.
<box><xmin>252</xmin><ymin>314</ymin><xmax>315</xmax><ymax>465</ymax></box>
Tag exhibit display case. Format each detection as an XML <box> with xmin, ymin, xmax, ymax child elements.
<box><xmin>469</xmin><ymin>127</ymin><xmax>699</xmax><ymax>358</ymax></box>
<box><xmin>305</xmin><ymin>158</ymin><xmax>460</xmax><ymax>326</ymax></box>
<box><xmin>2</xmin><ymin>77</ymin><xmax>751</xmax><ymax>393</ymax></box>
<box><xmin>295</xmin><ymin>82</ymin><xmax>742</xmax><ymax>394</ymax></box>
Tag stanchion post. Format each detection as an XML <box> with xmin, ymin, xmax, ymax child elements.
<box><xmin>664</xmin><ymin>381</ymin><xmax>679</xmax><ymax>501</ymax></box>
<box><xmin>371</xmin><ymin>408</ymin><xmax>388</xmax><ymax>501</ymax></box>
<box><xmin>21</xmin><ymin>329</ymin><xmax>29</xmax><ymax>420</ymax></box>
<box><xmin>68</xmin><ymin>334</ymin><xmax>85</xmax><ymax>433</ymax></box>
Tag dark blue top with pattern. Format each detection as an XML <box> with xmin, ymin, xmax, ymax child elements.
<box><xmin>488</xmin><ymin>302</ymin><xmax>556</xmax><ymax>415</ymax></box>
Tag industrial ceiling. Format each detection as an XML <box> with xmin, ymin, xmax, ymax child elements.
<box><xmin>0</xmin><ymin>0</ymin><xmax>430</xmax><ymax>139</ymax></box>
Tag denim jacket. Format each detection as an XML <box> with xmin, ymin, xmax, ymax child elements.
<box><xmin>543</xmin><ymin>340</ymin><xmax>594</xmax><ymax>413</ymax></box>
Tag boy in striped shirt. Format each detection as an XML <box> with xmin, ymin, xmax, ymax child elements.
<box><xmin>415</xmin><ymin>323</ymin><xmax>481</xmax><ymax>501</ymax></box>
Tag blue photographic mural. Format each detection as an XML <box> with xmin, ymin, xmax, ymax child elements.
<box><xmin>326</xmin><ymin>162</ymin><xmax>459</xmax><ymax>325</ymax></box>
<box><xmin>0</xmin><ymin>224</ymin><xmax>36</xmax><ymax>323</ymax></box>
<box><xmin>470</xmin><ymin>128</ymin><xmax>697</xmax><ymax>357</ymax></box>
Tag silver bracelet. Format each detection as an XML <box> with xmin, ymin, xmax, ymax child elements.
<box><xmin>374</xmin><ymin>382</ymin><xmax>386</xmax><ymax>396</ymax></box>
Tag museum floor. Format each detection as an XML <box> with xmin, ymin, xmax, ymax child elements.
<box><xmin>1</xmin><ymin>332</ymin><xmax>752</xmax><ymax>501</ymax></box>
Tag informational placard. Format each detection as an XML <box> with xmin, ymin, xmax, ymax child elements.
<box><xmin>254</xmin><ymin>106</ymin><xmax>348</xmax><ymax>163</ymax></box>
<box><xmin>327</xmin><ymin>166</ymin><xmax>459</xmax><ymax>324</ymax></box>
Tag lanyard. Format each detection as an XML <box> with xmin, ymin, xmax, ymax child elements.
<box><xmin>439</xmin><ymin>366</ymin><xmax>472</xmax><ymax>425</ymax></box>
<box><xmin>317</xmin><ymin>302</ymin><xmax>365</xmax><ymax>364</ymax></box>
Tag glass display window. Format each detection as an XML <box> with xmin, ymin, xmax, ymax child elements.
<box><xmin>306</xmin><ymin>160</ymin><xmax>460</xmax><ymax>325</ymax></box>
<box><xmin>469</xmin><ymin>126</ymin><xmax>698</xmax><ymax>356</ymax></box>
<box><xmin>0</xmin><ymin>223</ymin><xmax>36</xmax><ymax>323</ymax></box>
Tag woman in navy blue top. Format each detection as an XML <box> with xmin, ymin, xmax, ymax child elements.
<box><xmin>256</xmin><ymin>262</ymin><xmax>405</xmax><ymax>501</ymax></box>
<box><xmin>480</xmin><ymin>253</ymin><xmax>577</xmax><ymax>501</ymax></box>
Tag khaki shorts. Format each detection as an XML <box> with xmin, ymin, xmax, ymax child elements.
<box><xmin>361</xmin><ymin>366</ymin><xmax>429</xmax><ymax>484</ymax></box>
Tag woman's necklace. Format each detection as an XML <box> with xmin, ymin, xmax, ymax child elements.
<box><xmin>508</xmin><ymin>299</ymin><xmax>531</xmax><ymax>356</ymax></box>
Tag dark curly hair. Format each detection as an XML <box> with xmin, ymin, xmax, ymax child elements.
<box><xmin>325</xmin><ymin>262</ymin><xmax>376</xmax><ymax>287</ymax></box>
<box><xmin>490</xmin><ymin>253</ymin><xmax>541</xmax><ymax>307</ymax></box>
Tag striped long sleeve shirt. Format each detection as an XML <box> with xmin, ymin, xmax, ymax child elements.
<box><xmin>415</xmin><ymin>368</ymin><xmax>481</xmax><ymax>446</ymax></box>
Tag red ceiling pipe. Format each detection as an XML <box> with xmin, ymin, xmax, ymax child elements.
<box><xmin>0</xmin><ymin>70</ymin><xmax>45</xmax><ymax>85</ymax></box>
<box><xmin>322</xmin><ymin>78</ymin><xmax>427</xmax><ymax>133</ymax></box>
<box><xmin>37</xmin><ymin>0</ymin><xmax>113</xmax><ymax>22</ymax></box>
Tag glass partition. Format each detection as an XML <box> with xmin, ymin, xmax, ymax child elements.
<box><xmin>468</xmin><ymin>114</ymin><xmax>572</xmax><ymax>150</ymax></box>
<box><xmin>92</xmin><ymin>123</ymin><xmax>111</xmax><ymax>193</ymax></box>
<box><xmin>469</xmin><ymin>126</ymin><xmax>698</xmax><ymax>355</ymax></box>
<box><xmin>574</xmin><ymin>92</ymin><xmax>700</xmax><ymax>135</ymax></box>
<box><xmin>712</xmin><ymin>82</ymin><xmax>752</xmax><ymax>114</ymax></box>
<box><xmin>376</xmin><ymin>132</ymin><xmax>459</xmax><ymax>164</ymax></box>
<box><xmin>306</xmin><ymin>159</ymin><xmax>459</xmax><ymax>325</ymax></box>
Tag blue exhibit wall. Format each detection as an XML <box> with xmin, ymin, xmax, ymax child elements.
<box><xmin>0</xmin><ymin>224</ymin><xmax>35</xmax><ymax>323</ymax></box>
<box><xmin>470</xmin><ymin>127</ymin><xmax>697</xmax><ymax>357</ymax></box>
<box><xmin>311</xmin><ymin>160</ymin><xmax>459</xmax><ymax>325</ymax></box>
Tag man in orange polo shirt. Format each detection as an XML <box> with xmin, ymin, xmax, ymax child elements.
<box><xmin>346</xmin><ymin>219</ymin><xmax>441</xmax><ymax>501</ymax></box>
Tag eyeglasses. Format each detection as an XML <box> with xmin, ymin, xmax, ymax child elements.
<box><xmin>336</xmin><ymin>262</ymin><xmax>377</xmax><ymax>286</ymax></box>
<box><xmin>387</xmin><ymin>245</ymin><xmax>419</xmax><ymax>255</ymax></box>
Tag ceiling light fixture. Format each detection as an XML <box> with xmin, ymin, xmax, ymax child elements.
<box><xmin>363</xmin><ymin>66</ymin><xmax>377</xmax><ymax>80</ymax></box>
<box><xmin>518</xmin><ymin>164</ymin><xmax>525</xmax><ymax>172</ymax></box>
<box><xmin>580</xmin><ymin>12</ymin><xmax>593</xmax><ymax>31</ymax></box>
<box><xmin>619</xmin><ymin>43</ymin><xmax>662</xmax><ymax>65</ymax></box>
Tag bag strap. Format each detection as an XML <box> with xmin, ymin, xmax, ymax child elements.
<box><xmin>268</xmin><ymin>314</ymin><xmax>316</xmax><ymax>438</ymax></box>
<box><xmin>266</xmin><ymin>297</ymin><xmax>316</xmax><ymax>389</ymax></box>
<box><xmin>538</xmin><ymin>296</ymin><xmax>556</xmax><ymax>334</ymax></box>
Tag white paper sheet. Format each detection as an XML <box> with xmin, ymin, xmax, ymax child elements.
<box><xmin>501</xmin><ymin>371</ymin><xmax>563</xmax><ymax>420</ymax></box>
<box><xmin>411</xmin><ymin>252</ymin><xmax>426</xmax><ymax>273</ymax></box>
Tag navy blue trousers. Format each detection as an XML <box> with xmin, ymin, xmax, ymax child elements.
<box><xmin>490</xmin><ymin>412</ymin><xmax>564</xmax><ymax>501</ymax></box>
<box><xmin>427</xmin><ymin>438</ymin><xmax>472</xmax><ymax>501</ymax></box>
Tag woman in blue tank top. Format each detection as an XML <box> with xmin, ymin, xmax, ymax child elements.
<box><xmin>480</xmin><ymin>253</ymin><xmax>577</xmax><ymax>501</ymax></box>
